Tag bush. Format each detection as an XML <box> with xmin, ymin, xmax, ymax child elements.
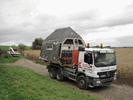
<box><xmin>17</xmin><ymin>49</ymin><xmax>24</xmax><ymax>54</ymax></box>
<box><xmin>0</xmin><ymin>48</ymin><xmax>2</xmax><ymax>57</ymax></box>
<box><xmin>2</xmin><ymin>49</ymin><xmax>7</xmax><ymax>54</ymax></box>
<box><xmin>32</xmin><ymin>38</ymin><xmax>43</xmax><ymax>50</ymax></box>
<box><xmin>1</xmin><ymin>53</ymin><xmax>12</xmax><ymax>58</ymax></box>
<box><xmin>0</xmin><ymin>48</ymin><xmax>3</xmax><ymax>54</ymax></box>
<box><xmin>0</xmin><ymin>48</ymin><xmax>12</xmax><ymax>58</ymax></box>
<box><xmin>18</xmin><ymin>43</ymin><xmax>26</xmax><ymax>50</ymax></box>
<box><xmin>0</xmin><ymin>48</ymin><xmax>6</xmax><ymax>54</ymax></box>
<box><xmin>0</xmin><ymin>47</ymin><xmax>2</xmax><ymax>52</ymax></box>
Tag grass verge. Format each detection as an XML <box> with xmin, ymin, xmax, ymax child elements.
<box><xmin>0</xmin><ymin>65</ymin><xmax>101</xmax><ymax>100</ymax></box>
<box><xmin>0</xmin><ymin>55</ymin><xmax>24</xmax><ymax>63</ymax></box>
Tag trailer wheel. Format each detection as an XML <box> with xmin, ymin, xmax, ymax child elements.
<box><xmin>77</xmin><ymin>75</ymin><xmax>88</xmax><ymax>90</ymax></box>
<box><xmin>49</xmin><ymin>68</ymin><xmax>56</xmax><ymax>79</ymax></box>
<box><xmin>56</xmin><ymin>69</ymin><xmax>64</xmax><ymax>81</ymax></box>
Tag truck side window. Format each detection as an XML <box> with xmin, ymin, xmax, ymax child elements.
<box><xmin>84</xmin><ymin>53</ymin><xmax>93</xmax><ymax>64</ymax></box>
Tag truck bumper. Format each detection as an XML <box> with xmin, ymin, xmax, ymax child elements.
<box><xmin>87</xmin><ymin>76</ymin><xmax>116</xmax><ymax>87</ymax></box>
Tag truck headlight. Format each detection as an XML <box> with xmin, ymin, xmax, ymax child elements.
<box><xmin>114</xmin><ymin>76</ymin><xmax>116</xmax><ymax>80</ymax></box>
<box><xmin>96</xmin><ymin>81</ymin><xmax>101</xmax><ymax>84</ymax></box>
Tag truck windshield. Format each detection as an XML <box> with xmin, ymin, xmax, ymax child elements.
<box><xmin>94</xmin><ymin>52</ymin><xmax>116</xmax><ymax>67</ymax></box>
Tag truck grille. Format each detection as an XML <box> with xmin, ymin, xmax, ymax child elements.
<box><xmin>101</xmin><ymin>77</ymin><xmax>114</xmax><ymax>84</ymax></box>
<box><xmin>97</xmin><ymin>70</ymin><xmax>116</xmax><ymax>79</ymax></box>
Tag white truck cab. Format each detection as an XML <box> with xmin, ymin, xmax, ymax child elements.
<box><xmin>77</xmin><ymin>47</ymin><xmax>117</xmax><ymax>88</ymax></box>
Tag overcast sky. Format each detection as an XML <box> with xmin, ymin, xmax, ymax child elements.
<box><xmin>0</xmin><ymin>0</ymin><xmax>133</xmax><ymax>47</ymax></box>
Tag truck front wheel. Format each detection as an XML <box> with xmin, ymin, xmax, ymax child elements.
<box><xmin>56</xmin><ymin>69</ymin><xmax>64</xmax><ymax>81</ymax></box>
<box><xmin>49</xmin><ymin>68</ymin><xmax>56</xmax><ymax>79</ymax></box>
<box><xmin>77</xmin><ymin>75</ymin><xmax>88</xmax><ymax>90</ymax></box>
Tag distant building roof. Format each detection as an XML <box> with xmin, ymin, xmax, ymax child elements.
<box><xmin>43</xmin><ymin>27</ymin><xmax>83</xmax><ymax>43</ymax></box>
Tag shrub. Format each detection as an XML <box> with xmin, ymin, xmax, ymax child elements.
<box><xmin>0</xmin><ymin>48</ymin><xmax>12</xmax><ymax>58</ymax></box>
<box><xmin>0</xmin><ymin>47</ymin><xmax>2</xmax><ymax>52</ymax></box>
<box><xmin>17</xmin><ymin>49</ymin><xmax>24</xmax><ymax>54</ymax></box>
<box><xmin>0</xmin><ymin>48</ymin><xmax>5</xmax><ymax>54</ymax></box>
<box><xmin>18</xmin><ymin>43</ymin><xmax>26</xmax><ymax>50</ymax></box>
<box><xmin>1</xmin><ymin>53</ymin><xmax>12</xmax><ymax>58</ymax></box>
<box><xmin>0</xmin><ymin>48</ymin><xmax>6</xmax><ymax>54</ymax></box>
<box><xmin>32</xmin><ymin>38</ymin><xmax>43</xmax><ymax>50</ymax></box>
<box><xmin>0</xmin><ymin>48</ymin><xmax>2</xmax><ymax>57</ymax></box>
<box><xmin>2</xmin><ymin>49</ymin><xmax>7</xmax><ymax>54</ymax></box>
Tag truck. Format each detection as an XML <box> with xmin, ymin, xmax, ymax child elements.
<box><xmin>39</xmin><ymin>27</ymin><xmax>117</xmax><ymax>89</ymax></box>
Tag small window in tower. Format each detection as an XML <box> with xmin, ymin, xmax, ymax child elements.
<box><xmin>75</xmin><ymin>39</ymin><xmax>78</xmax><ymax>44</ymax></box>
<box><xmin>78</xmin><ymin>39</ymin><xmax>83</xmax><ymax>44</ymax></box>
<box><xmin>64</xmin><ymin>39</ymin><xmax>73</xmax><ymax>44</ymax></box>
<box><xmin>46</xmin><ymin>44</ymin><xmax>53</xmax><ymax>50</ymax></box>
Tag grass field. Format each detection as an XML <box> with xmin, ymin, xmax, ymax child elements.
<box><xmin>0</xmin><ymin>64</ymin><xmax>100</xmax><ymax>100</ymax></box>
<box><xmin>0</xmin><ymin>55</ymin><xmax>24</xmax><ymax>63</ymax></box>
<box><xmin>24</xmin><ymin>50</ymin><xmax>40</xmax><ymax>58</ymax></box>
<box><xmin>0</xmin><ymin>46</ymin><xmax>32</xmax><ymax>51</ymax></box>
<box><xmin>24</xmin><ymin>48</ymin><xmax>133</xmax><ymax>87</ymax></box>
<box><xmin>113</xmin><ymin>48</ymin><xmax>133</xmax><ymax>86</ymax></box>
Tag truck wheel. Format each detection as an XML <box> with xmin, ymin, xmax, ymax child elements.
<box><xmin>49</xmin><ymin>68</ymin><xmax>56</xmax><ymax>79</ymax></box>
<box><xmin>56</xmin><ymin>69</ymin><xmax>64</xmax><ymax>81</ymax></box>
<box><xmin>77</xmin><ymin>75</ymin><xmax>88</xmax><ymax>90</ymax></box>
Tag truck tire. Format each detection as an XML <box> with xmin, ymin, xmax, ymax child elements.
<box><xmin>49</xmin><ymin>68</ymin><xmax>56</xmax><ymax>79</ymax></box>
<box><xmin>77</xmin><ymin>75</ymin><xmax>88</xmax><ymax>90</ymax></box>
<box><xmin>56</xmin><ymin>69</ymin><xmax>64</xmax><ymax>81</ymax></box>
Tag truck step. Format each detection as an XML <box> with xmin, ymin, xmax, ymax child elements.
<box><xmin>68</xmin><ymin>77</ymin><xmax>76</xmax><ymax>81</ymax></box>
<box><xmin>89</xmin><ymin>84</ymin><xmax>94</xmax><ymax>88</ymax></box>
<box><xmin>69</xmin><ymin>73</ymin><xmax>76</xmax><ymax>76</ymax></box>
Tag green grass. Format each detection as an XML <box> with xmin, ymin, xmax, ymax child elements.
<box><xmin>0</xmin><ymin>46</ymin><xmax>32</xmax><ymax>51</ymax></box>
<box><xmin>0</xmin><ymin>65</ymin><xmax>101</xmax><ymax>100</ymax></box>
<box><xmin>0</xmin><ymin>55</ymin><xmax>24</xmax><ymax>63</ymax></box>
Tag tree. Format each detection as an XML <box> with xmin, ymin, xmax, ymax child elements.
<box><xmin>32</xmin><ymin>38</ymin><xmax>43</xmax><ymax>50</ymax></box>
<box><xmin>18</xmin><ymin>43</ymin><xmax>26</xmax><ymax>50</ymax></box>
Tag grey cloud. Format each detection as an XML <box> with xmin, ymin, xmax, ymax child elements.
<box><xmin>98</xmin><ymin>35</ymin><xmax>133</xmax><ymax>47</ymax></box>
<box><xmin>86</xmin><ymin>38</ymin><xmax>117</xmax><ymax>47</ymax></box>
<box><xmin>0</xmin><ymin>28</ymin><xmax>22</xmax><ymax>36</ymax></box>
<box><xmin>69</xmin><ymin>10</ymin><xmax>97</xmax><ymax>21</ymax></box>
<box><xmin>85</xmin><ymin>35</ymin><xmax>133</xmax><ymax>47</ymax></box>
<box><xmin>126</xmin><ymin>3</ymin><xmax>133</xmax><ymax>9</ymax></box>
<box><xmin>0</xmin><ymin>30</ymin><xmax>39</xmax><ymax>46</ymax></box>
<box><xmin>115</xmin><ymin>35</ymin><xmax>133</xmax><ymax>47</ymax></box>
<box><xmin>21</xmin><ymin>22</ymin><xmax>33</xmax><ymax>27</ymax></box>
<box><xmin>66</xmin><ymin>5</ymin><xmax>133</xmax><ymax>31</ymax></box>
<box><xmin>34</xmin><ymin>14</ymin><xmax>55</xmax><ymax>22</ymax></box>
<box><xmin>106</xmin><ymin>13</ymin><xmax>133</xmax><ymax>27</ymax></box>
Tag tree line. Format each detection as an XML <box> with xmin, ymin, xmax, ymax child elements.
<box><xmin>19</xmin><ymin>38</ymin><xmax>43</xmax><ymax>50</ymax></box>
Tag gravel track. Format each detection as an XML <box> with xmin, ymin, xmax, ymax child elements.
<box><xmin>4</xmin><ymin>58</ymin><xmax>133</xmax><ymax>100</ymax></box>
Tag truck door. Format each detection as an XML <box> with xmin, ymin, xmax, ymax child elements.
<box><xmin>78</xmin><ymin>52</ymin><xmax>93</xmax><ymax>75</ymax></box>
<box><xmin>82</xmin><ymin>53</ymin><xmax>93</xmax><ymax>75</ymax></box>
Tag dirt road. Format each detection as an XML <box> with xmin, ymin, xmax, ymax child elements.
<box><xmin>4</xmin><ymin>58</ymin><xmax>133</xmax><ymax>100</ymax></box>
